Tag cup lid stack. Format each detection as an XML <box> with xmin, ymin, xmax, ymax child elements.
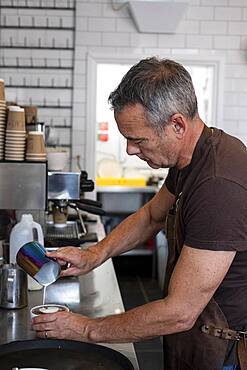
<box><xmin>0</xmin><ymin>79</ymin><xmax>7</xmax><ymax>160</ymax></box>
<box><xmin>5</xmin><ymin>106</ymin><xmax>26</xmax><ymax>161</ymax></box>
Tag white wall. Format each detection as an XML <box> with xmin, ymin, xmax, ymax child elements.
<box><xmin>74</xmin><ymin>0</ymin><xmax>247</xmax><ymax>170</ymax></box>
<box><xmin>1</xmin><ymin>0</ymin><xmax>247</xmax><ymax>172</ymax></box>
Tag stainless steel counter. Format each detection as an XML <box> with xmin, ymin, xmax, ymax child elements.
<box><xmin>0</xmin><ymin>217</ymin><xmax>139</xmax><ymax>370</ymax></box>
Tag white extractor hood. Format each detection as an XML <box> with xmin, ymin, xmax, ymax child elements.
<box><xmin>127</xmin><ymin>1</ymin><xmax>188</xmax><ymax>33</ymax></box>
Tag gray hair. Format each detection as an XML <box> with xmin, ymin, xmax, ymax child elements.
<box><xmin>108</xmin><ymin>57</ymin><xmax>198</xmax><ymax>131</ymax></box>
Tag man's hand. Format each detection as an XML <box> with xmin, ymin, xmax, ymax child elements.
<box><xmin>46</xmin><ymin>246</ymin><xmax>102</xmax><ymax>277</ymax></box>
<box><xmin>32</xmin><ymin>311</ymin><xmax>91</xmax><ymax>341</ymax></box>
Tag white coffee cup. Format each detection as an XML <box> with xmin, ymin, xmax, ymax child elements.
<box><xmin>30</xmin><ymin>304</ymin><xmax>69</xmax><ymax>319</ymax></box>
<box><xmin>47</xmin><ymin>149</ymin><xmax>69</xmax><ymax>171</ymax></box>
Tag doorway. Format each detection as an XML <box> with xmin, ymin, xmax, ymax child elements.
<box><xmin>86</xmin><ymin>54</ymin><xmax>224</xmax><ymax>182</ymax></box>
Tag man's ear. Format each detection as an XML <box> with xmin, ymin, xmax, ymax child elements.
<box><xmin>170</xmin><ymin>114</ymin><xmax>186</xmax><ymax>138</ymax></box>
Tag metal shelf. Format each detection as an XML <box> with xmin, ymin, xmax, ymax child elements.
<box><xmin>0</xmin><ymin>56</ymin><xmax>73</xmax><ymax>70</ymax></box>
<box><xmin>0</xmin><ymin>1</ymin><xmax>76</xmax><ymax>153</ymax></box>
<box><xmin>36</xmin><ymin>104</ymin><xmax>72</xmax><ymax>109</ymax></box>
<box><xmin>1</xmin><ymin>14</ymin><xmax>75</xmax><ymax>31</ymax></box>
<box><xmin>0</xmin><ymin>6</ymin><xmax>75</xmax><ymax>10</ymax></box>
<box><xmin>47</xmin><ymin>125</ymin><xmax>72</xmax><ymax>129</ymax></box>
<box><xmin>0</xmin><ymin>65</ymin><xmax>73</xmax><ymax>70</ymax></box>
<box><xmin>1</xmin><ymin>45</ymin><xmax>73</xmax><ymax>50</ymax></box>
<box><xmin>5</xmin><ymin>85</ymin><xmax>72</xmax><ymax>89</ymax></box>
<box><xmin>0</xmin><ymin>25</ymin><xmax>74</xmax><ymax>30</ymax></box>
<box><xmin>47</xmin><ymin>144</ymin><xmax>71</xmax><ymax>148</ymax></box>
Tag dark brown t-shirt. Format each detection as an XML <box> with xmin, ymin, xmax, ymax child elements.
<box><xmin>165</xmin><ymin>125</ymin><xmax>247</xmax><ymax>330</ymax></box>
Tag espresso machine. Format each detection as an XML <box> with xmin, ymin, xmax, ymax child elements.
<box><xmin>0</xmin><ymin>160</ymin><xmax>47</xmax><ymax>263</ymax></box>
<box><xmin>0</xmin><ymin>161</ymin><xmax>105</xmax><ymax>254</ymax></box>
<box><xmin>45</xmin><ymin>170</ymin><xmax>105</xmax><ymax>247</ymax></box>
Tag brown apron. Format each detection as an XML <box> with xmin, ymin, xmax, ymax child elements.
<box><xmin>163</xmin><ymin>210</ymin><xmax>234</xmax><ymax>370</ymax></box>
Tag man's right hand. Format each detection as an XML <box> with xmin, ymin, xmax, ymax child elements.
<box><xmin>46</xmin><ymin>246</ymin><xmax>102</xmax><ymax>277</ymax></box>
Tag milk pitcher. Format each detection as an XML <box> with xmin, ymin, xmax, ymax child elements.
<box><xmin>16</xmin><ymin>241</ymin><xmax>61</xmax><ymax>287</ymax></box>
<box><xmin>0</xmin><ymin>263</ymin><xmax>28</xmax><ymax>309</ymax></box>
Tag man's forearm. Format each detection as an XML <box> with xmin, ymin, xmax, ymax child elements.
<box><xmin>84</xmin><ymin>299</ymin><xmax>192</xmax><ymax>344</ymax></box>
<box><xmin>91</xmin><ymin>204</ymin><xmax>166</xmax><ymax>263</ymax></box>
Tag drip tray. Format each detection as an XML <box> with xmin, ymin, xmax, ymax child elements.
<box><xmin>45</xmin><ymin>221</ymin><xmax>98</xmax><ymax>247</ymax></box>
<box><xmin>46</xmin><ymin>221</ymin><xmax>79</xmax><ymax>239</ymax></box>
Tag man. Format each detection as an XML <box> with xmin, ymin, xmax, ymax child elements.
<box><xmin>32</xmin><ymin>58</ymin><xmax>247</xmax><ymax>370</ymax></box>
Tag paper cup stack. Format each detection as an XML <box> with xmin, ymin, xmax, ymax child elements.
<box><xmin>5</xmin><ymin>106</ymin><xmax>26</xmax><ymax>161</ymax></box>
<box><xmin>26</xmin><ymin>131</ymin><xmax>46</xmax><ymax>161</ymax></box>
<box><xmin>0</xmin><ymin>80</ymin><xmax>7</xmax><ymax>160</ymax></box>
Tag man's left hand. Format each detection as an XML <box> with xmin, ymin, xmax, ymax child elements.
<box><xmin>32</xmin><ymin>311</ymin><xmax>91</xmax><ymax>342</ymax></box>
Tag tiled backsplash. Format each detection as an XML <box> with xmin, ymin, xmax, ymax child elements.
<box><xmin>1</xmin><ymin>0</ymin><xmax>247</xmax><ymax>173</ymax></box>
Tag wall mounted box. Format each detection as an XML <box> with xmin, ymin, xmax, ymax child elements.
<box><xmin>128</xmin><ymin>1</ymin><xmax>188</xmax><ymax>34</ymax></box>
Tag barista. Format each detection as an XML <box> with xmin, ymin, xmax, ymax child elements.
<box><xmin>32</xmin><ymin>57</ymin><xmax>247</xmax><ymax>370</ymax></box>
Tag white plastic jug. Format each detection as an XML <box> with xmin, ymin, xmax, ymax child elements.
<box><xmin>9</xmin><ymin>214</ymin><xmax>44</xmax><ymax>290</ymax></box>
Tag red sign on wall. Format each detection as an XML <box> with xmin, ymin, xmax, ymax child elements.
<box><xmin>97</xmin><ymin>121</ymin><xmax>109</xmax><ymax>142</ymax></box>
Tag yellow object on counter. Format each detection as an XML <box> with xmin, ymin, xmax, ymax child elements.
<box><xmin>96</xmin><ymin>177</ymin><xmax>146</xmax><ymax>187</ymax></box>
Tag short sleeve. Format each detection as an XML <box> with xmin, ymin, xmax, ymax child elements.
<box><xmin>184</xmin><ymin>177</ymin><xmax>247</xmax><ymax>251</ymax></box>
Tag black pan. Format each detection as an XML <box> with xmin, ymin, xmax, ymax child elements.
<box><xmin>0</xmin><ymin>339</ymin><xmax>134</xmax><ymax>370</ymax></box>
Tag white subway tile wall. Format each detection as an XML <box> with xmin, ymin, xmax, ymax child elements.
<box><xmin>0</xmin><ymin>0</ymin><xmax>247</xmax><ymax>170</ymax></box>
<box><xmin>0</xmin><ymin>0</ymin><xmax>75</xmax><ymax>157</ymax></box>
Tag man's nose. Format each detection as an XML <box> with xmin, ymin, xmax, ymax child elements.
<box><xmin>126</xmin><ymin>141</ymin><xmax>141</xmax><ymax>156</ymax></box>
